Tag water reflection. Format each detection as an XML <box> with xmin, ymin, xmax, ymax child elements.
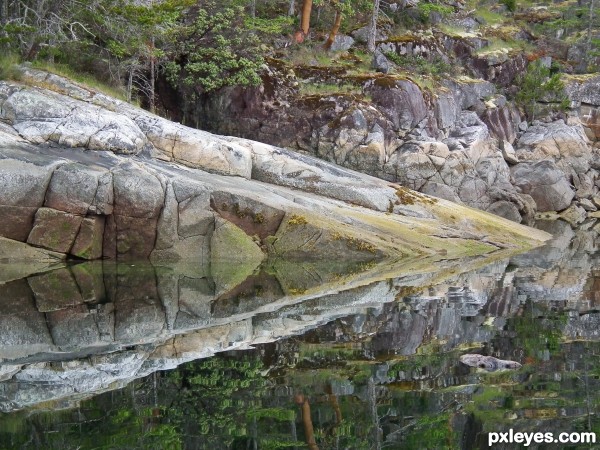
<box><xmin>1</xmin><ymin>220</ymin><xmax>600</xmax><ymax>448</ymax></box>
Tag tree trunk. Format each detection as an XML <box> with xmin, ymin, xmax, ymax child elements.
<box><xmin>127</xmin><ymin>67</ymin><xmax>133</xmax><ymax>103</ymax></box>
<box><xmin>250</xmin><ymin>0</ymin><xmax>256</xmax><ymax>18</ymax></box>
<box><xmin>295</xmin><ymin>395</ymin><xmax>319</xmax><ymax>450</ymax></box>
<box><xmin>323</xmin><ymin>9</ymin><xmax>342</xmax><ymax>50</ymax></box>
<box><xmin>288</xmin><ymin>0</ymin><xmax>295</xmax><ymax>16</ymax></box>
<box><xmin>367</xmin><ymin>0</ymin><xmax>381</xmax><ymax>53</ymax></box>
<box><xmin>150</xmin><ymin>37</ymin><xmax>156</xmax><ymax>113</ymax></box>
<box><xmin>300</xmin><ymin>0</ymin><xmax>312</xmax><ymax>36</ymax></box>
<box><xmin>586</xmin><ymin>0</ymin><xmax>595</xmax><ymax>68</ymax></box>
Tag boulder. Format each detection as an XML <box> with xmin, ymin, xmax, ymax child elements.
<box><xmin>487</xmin><ymin>201</ymin><xmax>522</xmax><ymax>223</ymax></box>
<box><xmin>482</xmin><ymin>103</ymin><xmax>520</xmax><ymax>144</ymax></box>
<box><xmin>328</xmin><ymin>34</ymin><xmax>355</xmax><ymax>52</ymax></box>
<box><xmin>511</xmin><ymin>160</ymin><xmax>574</xmax><ymax>212</ymax></box>
<box><xmin>367</xmin><ymin>78</ymin><xmax>428</xmax><ymax>130</ymax></box>
<box><xmin>372</xmin><ymin>51</ymin><xmax>392</xmax><ymax>74</ymax></box>
<box><xmin>27</xmin><ymin>208</ymin><xmax>83</xmax><ymax>253</ymax></box>
<box><xmin>0</xmin><ymin>85</ymin><xmax>146</xmax><ymax>154</ymax></box>
<box><xmin>45</xmin><ymin>163</ymin><xmax>104</xmax><ymax>215</ymax></box>
<box><xmin>112</xmin><ymin>164</ymin><xmax>164</xmax><ymax>218</ymax></box>
<box><xmin>516</xmin><ymin>120</ymin><xmax>591</xmax><ymax>175</ymax></box>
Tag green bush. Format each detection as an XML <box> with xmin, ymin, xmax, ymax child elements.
<box><xmin>500</xmin><ymin>0</ymin><xmax>517</xmax><ymax>13</ymax></box>
<box><xmin>416</xmin><ymin>2</ymin><xmax>453</xmax><ymax>23</ymax></box>
<box><xmin>384</xmin><ymin>51</ymin><xmax>457</xmax><ymax>77</ymax></box>
<box><xmin>516</xmin><ymin>59</ymin><xmax>569</xmax><ymax>121</ymax></box>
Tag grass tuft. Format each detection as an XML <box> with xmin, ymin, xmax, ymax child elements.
<box><xmin>0</xmin><ymin>53</ymin><xmax>23</xmax><ymax>81</ymax></box>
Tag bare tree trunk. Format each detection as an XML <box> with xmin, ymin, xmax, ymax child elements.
<box><xmin>288</xmin><ymin>0</ymin><xmax>295</xmax><ymax>16</ymax></box>
<box><xmin>250</xmin><ymin>0</ymin><xmax>256</xmax><ymax>18</ymax></box>
<box><xmin>368</xmin><ymin>377</ymin><xmax>382</xmax><ymax>450</ymax></box>
<box><xmin>150</xmin><ymin>37</ymin><xmax>156</xmax><ymax>113</ymax></box>
<box><xmin>295</xmin><ymin>395</ymin><xmax>319</xmax><ymax>450</ymax></box>
<box><xmin>295</xmin><ymin>0</ymin><xmax>312</xmax><ymax>43</ymax></box>
<box><xmin>367</xmin><ymin>0</ymin><xmax>380</xmax><ymax>53</ymax></box>
<box><xmin>127</xmin><ymin>67</ymin><xmax>133</xmax><ymax>103</ymax></box>
<box><xmin>323</xmin><ymin>9</ymin><xmax>342</xmax><ymax>50</ymax></box>
<box><xmin>586</xmin><ymin>0</ymin><xmax>595</xmax><ymax>68</ymax></box>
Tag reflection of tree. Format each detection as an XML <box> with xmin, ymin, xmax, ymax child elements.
<box><xmin>165</xmin><ymin>356</ymin><xmax>298</xmax><ymax>448</ymax></box>
<box><xmin>295</xmin><ymin>394</ymin><xmax>319</xmax><ymax>450</ymax></box>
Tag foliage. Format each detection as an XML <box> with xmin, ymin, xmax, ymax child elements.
<box><xmin>416</xmin><ymin>2</ymin><xmax>454</xmax><ymax>23</ymax></box>
<box><xmin>516</xmin><ymin>60</ymin><xmax>569</xmax><ymax>121</ymax></box>
<box><xmin>505</xmin><ymin>300</ymin><xmax>567</xmax><ymax>358</ymax></box>
<box><xmin>500</xmin><ymin>0</ymin><xmax>517</xmax><ymax>13</ymax></box>
<box><xmin>244</xmin><ymin>15</ymin><xmax>295</xmax><ymax>35</ymax></box>
<box><xmin>383</xmin><ymin>51</ymin><xmax>458</xmax><ymax>77</ymax></box>
<box><xmin>165</xmin><ymin>2</ymin><xmax>264</xmax><ymax>95</ymax></box>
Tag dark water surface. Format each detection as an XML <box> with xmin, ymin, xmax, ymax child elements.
<box><xmin>1</xmin><ymin>220</ymin><xmax>600</xmax><ymax>449</ymax></box>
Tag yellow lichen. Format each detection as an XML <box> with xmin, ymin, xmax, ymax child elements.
<box><xmin>288</xmin><ymin>214</ymin><xmax>308</xmax><ymax>225</ymax></box>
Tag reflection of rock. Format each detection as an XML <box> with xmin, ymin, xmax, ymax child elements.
<box><xmin>0</xmin><ymin>215</ymin><xmax>598</xmax><ymax>412</ymax></box>
<box><xmin>0</xmin><ymin>243</ymin><xmax>532</xmax><ymax>411</ymax></box>
<box><xmin>459</xmin><ymin>353</ymin><xmax>522</xmax><ymax>371</ymax></box>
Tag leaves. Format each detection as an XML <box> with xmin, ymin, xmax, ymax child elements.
<box><xmin>165</xmin><ymin>2</ymin><xmax>264</xmax><ymax>94</ymax></box>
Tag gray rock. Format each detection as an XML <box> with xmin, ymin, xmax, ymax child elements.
<box><xmin>28</xmin><ymin>268</ymin><xmax>84</xmax><ymax>312</ymax></box>
<box><xmin>511</xmin><ymin>160</ymin><xmax>574</xmax><ymax>212</ymax></box>
<box><xmin>421</xmin><ymin>181</ymin><xmax>462</xmax><ymax>203</ymax></box>
<box><xmin>328</xmin><ymin>34</ymin><xmax>355</xmax><ymax>52</ymax></box>
<box><xmin>71</xmin><ymin>216</ymin><xmax>105</xmax><ymax>260</ymax></box>
<box><xmin>372</xmin><ymin>50</ymin><xmax>391</xmax><ymax>74</ymax></box>
<box><xmin>0</xmin><ymin>142</ymin><xmax>59</xmax><ymax>208</ymax></box>
<box><xmin>516</xmin><ymin>120</ymin><xmax>591</xmax><ymax>175</ymax></box>
<box><xmin>0</xmin><ymin>206</ymin><xmax>37</xmax><ymax>241</ymax></box>
<box><xmin>27</xmin><ymin>208</ymin><xmax>83</xmax><ymax>253</ymax></box>
<box><xmin>133</xmin><ymin>115</ymin><xmax>252</xmax><ymax>178</ymax></box>
<box><xmin>564</xmin><ymin>74</ymin><xmax>600</xmax><ymax>107</ymax></box>
<box><xmin>112</xmin><ymin>164</ymin><xmax>164</xmax><ymax>219</ymax></box>
<box><xmin>367</xmin><ymin>79</ymin><xmax>427</xmax><ymax>130</ymax></box>
<box><xmin>1</xmin><ymin>84</ymin><xmax>146</xmax><ymax>154</ymax></box>
<box><xmin>232</xmin><ymin>138</ymin><xmax>399</xmax><ymax>212</ymax></box>
<box><xmin>487</xmin><ymin>200</ymin><xmax>522</xmax><ymax>223</ymax></box>
<box><xmin>45</xmin><ymin>163</ymin><xmax>103</xmax><ymax>215</ymax></box>
<box><xmin>352</xmin><ymin>26</ymin><xmax>386</xmax><ymax>44</ymax></box>
<box><xmin>501</xmin><ymin>141</ymin><xmax>519</xmax><ymax>164</ymax></box>
<box><xmin>435</xmin><ymin>91</ymin><xmax>461</xmax><ymax>131</ymax></box>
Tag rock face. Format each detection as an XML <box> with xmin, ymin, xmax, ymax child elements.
<box><xmin>189</xmin><ymin>52</ymin><xmax>600</xmax><ymax>223</ymax></box>
<box><xmin>0</xmin><ymin>67</ymin><xmax>549</xmax><ymax>266</ymax></box>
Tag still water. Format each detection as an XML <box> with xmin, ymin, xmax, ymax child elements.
<box><xmin>1</xmin><ymin>220</ymin><xmax>600</xmax><ymax>449</ymax></box>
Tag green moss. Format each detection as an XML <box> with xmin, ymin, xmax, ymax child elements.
<box><xmin>373</xmin><ymin>76</ymin><xmax>401</xmax><ymax>88</ymax></box>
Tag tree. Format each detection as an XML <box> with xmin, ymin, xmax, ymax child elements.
<box><xmin>367</xmin><ymin>0</ymin><xmax>380</xmax><ymax>53</ymax></box>
<box><xmin>323</xmin><ymin>4</ymin><xmax>343</xmax><ymax>49</ymax></box>
<box><xmin>294</xmin><ymin>0</ymin><xmax>313</xmax><ymax>42</ymax></box>
<box><xmin>165</xmin><ymin>2</ymin><xmax>264</xmax><ymax>96</ymax></box>
<box><xmin>516</xmin><ymin>59</ymin><xmax>568</xmax><ymax>121</ymax></box>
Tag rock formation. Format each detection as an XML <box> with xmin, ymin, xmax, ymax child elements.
<box><xmin>190</xmin><ymin>45</ymin><xmax>600</xmax><ymax>224</ymax></box>
<box><xmin>0</xmin><ymin>66</ymin><xmax>548</xmax><ymax>266</ymax></box>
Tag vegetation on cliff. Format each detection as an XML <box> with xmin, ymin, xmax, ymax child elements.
<box><xmin>0</xmin><ymin>0</ymin><xmax>598</xmax><ymax>116</ymax></box>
